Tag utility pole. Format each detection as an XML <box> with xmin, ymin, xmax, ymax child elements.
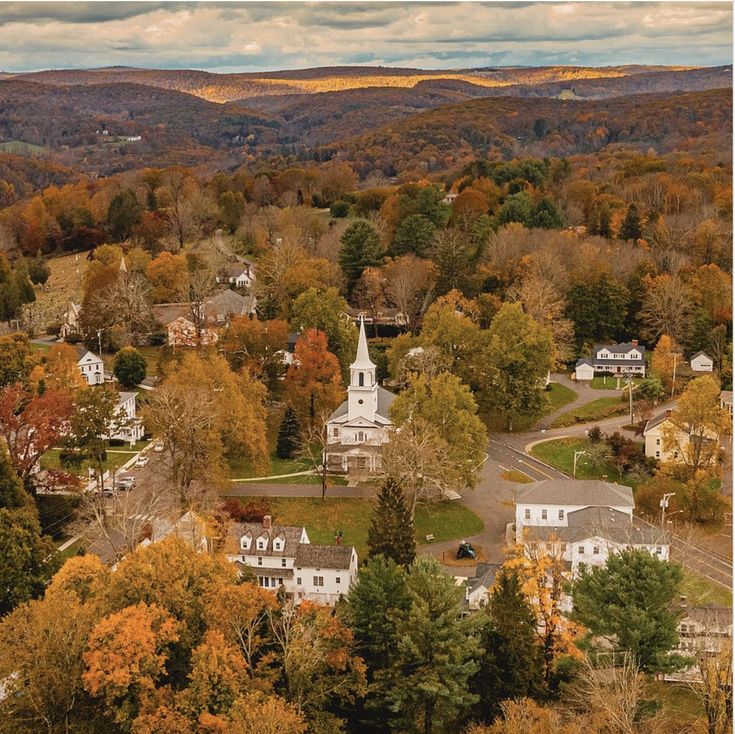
<box><xmin>660</xmin><ymin>492</ymin><xmax>676</xmax><ymax>526</ymax></box>
<box><xmin>671</xmin><ymin>352</ymin><xmax>678</xmax><ymax>398</ymax></box>
<box><xmin>97</xmin><ymin>328</ymin><xmax>103</xmax><ymax>358</ymax></box>
<box><xmin>627</xmin><ymin>371</ymin><xmax>634</xmax><ymax>425</ymax></box>
<box><xmin>573</xmin><ymin>450</ymin><xmax>588</xmax><ymax>478</ymax></box>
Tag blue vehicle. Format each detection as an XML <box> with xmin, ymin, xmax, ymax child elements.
<box><xmin>456</xmin><ymin>541</ymin><xmax>477</xmax><ymax>560</ymax></box>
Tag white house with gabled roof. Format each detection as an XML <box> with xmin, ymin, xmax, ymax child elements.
<box><xmin>325</xmin><ymin>317</ymin><xmax>395</xmax><ymax>474</ymax></box>
<box><xmin>74</xmin><ymin>346</ymin><xmax>104</xmax><ymax>385</ymax></box>
<box><xmin>578</xmin><ymin>341</ymin><xmax>646</xmax><ymax>377</ymax></box>
<box><xmin>690</xmin><ymin>351</ymin><xmax>714</xmax><ymax>373</ymax></box>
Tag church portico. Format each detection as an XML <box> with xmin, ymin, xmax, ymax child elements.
<box><xmin>325</xmin><ymin>317</ymin><xmax>394</xmax><ymax>477</ymax></box>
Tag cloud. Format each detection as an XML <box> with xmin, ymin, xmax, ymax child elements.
<box><xmin>0</xmin><ymin>1</ymin><xmax>730</xmax><ymax>73</ymax></box>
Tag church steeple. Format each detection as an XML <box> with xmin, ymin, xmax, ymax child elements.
<box><xmin>348</xmin><ymin>317</ymin><xmax>378</xmax><ymax>421</ymax></box>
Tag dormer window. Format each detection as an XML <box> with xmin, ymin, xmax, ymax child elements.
<box><xmin>257</xmin><ymin>537</ymin><xmax>267</xmax><ymax>551</ymax></box>
<box><xmin>240</xmin><ymin>535</ymin><xmax>251</xmax><ymax>551</ymax></box>
<box><xmin>273</xmin><ymin>539</ymin><xmax>283</xmax><ymax>551</ymax></box>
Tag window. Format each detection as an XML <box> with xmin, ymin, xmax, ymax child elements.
<box><xmin>278</xmin><ymin>578</ymin><xmax>283</xmax><ymax>586</ymax></box>
<box><xmin>333</xmin><ymin>427</ymin><xmax>338</xmax><ymax>437</ymax></box>
<box><xmin>313</xmin><ymin>575</ymin><xmax>324</xmax><ymax>587</ymax></box>
<box><xmin>541</xmin><ymin>509</ymin><xmax>548</xmax><ymax>520</ymax></box>
<box><xmin>296</xmin><ymin>577</ymin><xmax>301</xmax><ymax>585</ymax></box>
<box><xmin>359</xmin><ymin>372</ymin><xmax>364</xmax><ymax>386</ymax></box>
<box><xmin>336</xmin><ymin>577</ymin><xmax>341</xmax><ymax>584</ymax></box>
<box><xmin>578</xmin><ymin>546</ymin><xmax>585</xmax><ymax>555</ymax></box>
<box><xmin>281</xmin><ymin>558</ymin><xmax>287</xmax><ymax>567</ymax></box>
<box><xmin>655</xmin><ymin>451</ymin><xmax>660</xmax><ymax>458</ymax></box>
<box><xmin>524</xmin><ymin>508</ymin><xmax>531</xmax><ymax>520</ymax></box>
<box><xmin>656</xmin><ymin>438</ymin><xmax>660</xmax><ymax>445</ymax></box>
<box><xmin>257</xmin><ymin>557</ymin><xmax>262</xmax><ymax>566</ymax></box>
<box><xmin>257</xmin><ymin>539</ymin><xmax>266</xmax><ymax>550</ymax></box>
<box><xmin>593</xmin><ymin>546</ymin><xmax>600</xmax><ymax>555</ymax></box>
<box><xmin>656</xmin><ymin>546</ymin><xmax>662</xmax><ymax>554</ymax></box>
<box><xmin>558</xmin><ymin>509</ymin><xmax>564</xmax><ymax>520</ymax></box>
<box><xmin>358</xmin><ymin>431</ymin><xmax>364</xmax><ymax>442</ymax></box>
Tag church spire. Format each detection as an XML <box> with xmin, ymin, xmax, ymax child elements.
<box><xmin>351</xmin><ymin>316</ymin><xmax>375</xmax><ymax>371</ymax></box>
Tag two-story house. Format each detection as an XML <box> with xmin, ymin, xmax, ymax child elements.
<box><xmin>75</xmin><ymin>346</ymin><xmax>105</xmax><ymax>385</ymax></box>
<box><xmin>216</xmin><ymin>262</ymin><xmax>256</xmax><ymax>290</ymax></box>
<box><xmin>515</xmin><ymin>479</ymin><xmax>667</xmax><ymax>574</ymax></box>
<box><xmin>575</xmin><ymin>340</ymin><xmax>646</xmax><ymax>380</ymax></box>
<box><xmin>643</xmin><ymin>409</ymin><xmax>720</xmax><ymax>465</ymax></box>
<box><xmin>109</xmin><ymin>391</ymin><xmax>145</xmax><ymax>445</ymax></box>
<box><xmin>226</xmin><ymin>515</ymin><xmax>358</xmax><ymax>606</ymax></box>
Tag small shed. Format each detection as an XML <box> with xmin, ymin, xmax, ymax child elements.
<box><xmin>690</xmin><ymin>351</ymin><xmax>714</xmax><ymax>372</ymax></box>
<box><xmin>575</xmin><ymin>358</ymin><xmax>594</xmax><ymax>381</ymax></box>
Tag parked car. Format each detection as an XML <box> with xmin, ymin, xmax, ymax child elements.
<box><xmin>153</xmin><ymin>442</ymin><xmax>165</xmax><ymax>453</ymax></box>
<box><xmin>116</xmin><ymin>476</ymin><xmax>135</xmax><ymax>491</ymax></box>
<box><xmin>135</xmin><ymin>455</ymin><xmax>149</xmax><ymax>468</ymax></box>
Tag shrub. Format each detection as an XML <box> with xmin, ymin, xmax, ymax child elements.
<box><xmin>330</xmin><ymin>201</ymin><xmax>351</xmax><ymax>218</ymax></box>
<box><xmin>221</xmin><ymin>498</ymin><xmax>270</xmax><ymax>523</ymax></box>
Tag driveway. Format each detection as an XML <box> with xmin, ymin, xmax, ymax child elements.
<box><xmin>536</xmin><ymin>373</ymin><xmax>622</xmax><ymax>430</ymax></box>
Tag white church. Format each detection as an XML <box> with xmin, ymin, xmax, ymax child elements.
<box><xmin>325</xmin><ymin>318</ymin><xmax>395</xmax><ymax>474</ymax></box>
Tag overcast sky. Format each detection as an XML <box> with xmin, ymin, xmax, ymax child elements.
<box><xmin>0</xmin><ymin>1</ymin><xmax>731</xmax><ymax>73</ymax></box>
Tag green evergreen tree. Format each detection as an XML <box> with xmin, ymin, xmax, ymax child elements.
<box><xmin>107</xmin><ymin>188</ymin><xmax>143</xmax><ymax>241</ymax></box>
<box><xmin>0</xmin><ymin>447</ymin><xmax>58</xmax><ymax>614</ymax></box>
<box><xmin>338</xmin><ymin>220</ymin><xmax>384</xmax><ymax>292</ymax></box>
<box><xmin>497</xmin><ymin>191</ymin><xmax>533</xmax><ymax>226</ymax></box>
<box><xmin>113</xmin><ymin>347</ymin><xmax>147</xmax><ymax>389</ymax></box>
<box><xmin>415</xmin><ymin>184</ymin><xmax>447</xmax><ymax>227</ymax></box>
<box><xmin>392</xmin><ymin>213</ymin><xmax>437</xmax><ymax>257</ymax></box>
<box><xmin>530</xmin><ymin>198</ymin><xmax>563</xmax><ymax>229</ymax></box>
<box><xmin>386</xmin><ymin>557</ymin><xmax>481</xmax><ymax>734</ymax></box>
<box><xmin>28</xmin><ymin>256</ymin><xmax>50</xmax><ymax>286</ymax></box>
<box><xmin>572</xmin><ymin>548</ymin><xmax>684</xmax><ymax>673</ymax></box>
<box><xmin>346</xmin><ymin>556</ymin><xmax>412</xmax><ymax>732</ymax></box>
<box><xmin>471</xmin><ymin>567</ymin><xmax>544</xmax><ymax>722</ymax></box>
<box><xmin>367</xmin><ymin>477</ymin><xmax>416</xmax><ymax>567</ymax></box>
<box><xmin>276</xmin><ymin>405</ymin><xmax>301</xmax><ymax>460</ymax></box>
<box><xmin>619</xmin><ymin>203</ymin><xmax>642</xmax><ymax>241</ymax></box>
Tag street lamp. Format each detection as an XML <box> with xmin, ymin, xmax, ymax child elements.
<box><xmin>660</xmin><ymin>492</ymin><xmax>676</xmax><ymax>526</ymax></box>
<box><xmin>573</xmin><ymin>450</ymin><xmax>588</xmax><ymax>478</ymax></box>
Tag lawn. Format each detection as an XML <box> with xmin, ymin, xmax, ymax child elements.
<box><xmin>501</xmin><ymin>468</ymin><xmax>535</xmax><ymax>483</ymax></box>
<box><xmin>547</xmin><ymin>382</ymin><xmax>577</xmax><ymax>412</ymax></box>
<box><xmin>58</xmin><ymin>538</ymin><xmax>86</xmax><ymax>560</ymax></box>
<box><xmin>550</xmin><ymin>396</ymin><xmax>628</xmax><ymax>428</ymax></box>
<box><xmin>645</xmin><ymin>681</ymin><xmax>703</xmax><ymax>730</ymax></box>
<box><xmin>681</xmin><ymin>569</ymin><xmax>733</xmax><ymax>607</ymax></box>
<box><xmin>226</xmin><ymin>496</ymin><xmax>484</xmax><ymax>558</ymax></box>
<box><xmin>227</xmin><ymin>450</ymin><xmax>348</xmax><ymax>485</ymax></box>
<box><xmin>41</xmin><ymin>448</ymin><xmax>137</xmax><ymax>477</ymax></box>
<box><xmin>589</xmin><ymin>375</ymin><xmax>643</xmax><ymax>390</ymax></box>
<box><xmin>530</xmin><ymin>437</ymin><xmax>630</xmax><ymax>484</ymax></box>
<box><xmin>28</xmin><ymin>252</ymin><xmax>84</xmax><ymax>335</ymax></box>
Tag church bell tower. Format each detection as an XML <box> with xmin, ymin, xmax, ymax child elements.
<box><xmin>347</xmin><ymin>317</ymin><xmax>378</xmax><ymax>422</ymax></box>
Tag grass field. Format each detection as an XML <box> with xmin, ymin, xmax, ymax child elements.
<box><xmin>227</xmin><ymin>496</ymin><xmax>484</xmax><ymax>557</ymax></box>
<box><xmin>501</xmin><ymin>469</ymin><xmax>534</xmax><ymax>483</ymax></box>
<box><xmin>589</xmin><ymin>375</ymin><xmax>643</xmax><ymax>390</ymax></box>
<box><xmin>28</xmin><ymin>253</ymin><xmax>84</xmax><ymax>334</ymax></box>
<box><xmin>530</xmin><ymin>436</ymin><xmax>632</xmax><ymax>484</ymax></box>
<box><xmin>681</xmin><ymin>569</ymin><xmax>733</xmax><ymax>607</ymax></box>
<box><xmin>0</xmin><ymin>140</ymin><xmax>47</xmax><ymax>155</ymax></box>
<box><xmin>550</xmin><ymin>396</ymin><xmax>628</xmax><ymax>428</ymax></box>
<box><xmin>646</xmin><ymin>681</ymin><xmax>703</xmax><ymax>730</ymax></box>
<box><xmin>40</xmin><ymin>444</ymin><xmax>146</xmax><ymax>477</ymax></box>
<box><xmin>547</xmin><ymin>382</ymin><xmax>577</xmax><ymax>412</ymax></box>
<box><xmin>227</xmin><ymin>451</ymin><xmax>347</xmax><ymax>485</ymax></box>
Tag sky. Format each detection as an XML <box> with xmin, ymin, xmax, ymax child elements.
<box><xmin>0</xmin><ymin>1</ymin><xmax>731</xmax><ymax>73</ymax></box>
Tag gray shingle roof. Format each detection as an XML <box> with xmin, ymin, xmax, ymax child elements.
<box><xmin>516</xmin><ymin>479</ymin><xmax>634</xmax><ymax>507</ymax></box>
<box><xmin>468</xmin><ymin>562</ymin><xmax>500</xmax><ymax>594</ymax></box>
<box><xmin>576</xmin><ymin>358</ymin><xmax>594</xmax><ymax>368</ymax></box>
<box><xmin>327</xmin><ymin>386</ymin><xmax>396</xmax><ymax>423</ymax></box>
<box><xmin>228</xmin><ymin>522</ymin><xmax>305</xmax><ymax>557</ymax></box>
<box><xmin>295</xmin><ymin>543</ymin><xmax>354</xmax><ymax>570</ymax></box>
<box><xmin>644</xmin><ymin>411</ymin><xmax>672</xmax><ymax>433</ymax></box>
<box><xmin>595</xmin><ymin>342</ymin><xmax>646</xmax><ymax>355</ymax></box>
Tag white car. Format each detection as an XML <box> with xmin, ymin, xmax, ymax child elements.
<box><xmin>135</xmin><ymin>455</ymin><xmax>149</xmax><ymax>468</ymax></box>
<box><xmin>153</xmin><ymin>442</ymin><xmax>165</xmax><ymax>453</ymax></box>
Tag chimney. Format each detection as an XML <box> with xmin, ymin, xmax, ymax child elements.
<box><xmin>631</xmin><ymin>339</ymin><xmax>638</xmax><ymax>347</ymax></box>
<box><xmin>262</xmin><ymin>515</ymin><xmax>272</xmax><ymax>530</ymax></box>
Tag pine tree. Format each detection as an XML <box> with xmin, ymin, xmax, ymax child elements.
<box><xmin>276</xmin><ymin>405</ymin><xmax>301</xmax><ymax>460</ymax></box>
<box><xmin>471</xmin><ymin>567</ymin><xmax>545</xmax><ymax>722</ymax></box>
<box><xmin>386</xmin><ymin>557</ymin><xmax>482</xmax><ymax>734</ymax></box>
<box><xmin>338</xmin><ymin>220</ymin><xmax>384</xmax><ymax>292</ymax></box>
<box><xmin>367</xmin><ymin>477</ymin><xmax>416</xmax><ymax>567</ymax></box>
<box><xmin>619</xmin><ymin>203</ymin><xmax>642</xmax><ymax>241</ymax></box>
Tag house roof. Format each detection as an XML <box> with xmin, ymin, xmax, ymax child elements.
<box><xmin>595</xmin><ymin>342</ymin><xmax>646</xmax><ymax>355</ymax></box>
<box><xmin>74</xmin><ymin>345</ymin><xmax>101</xmax><ymax>362</ymax></box>
<box><xmin>575</xmin><ymin>358</ymin><xmax>594</xmax><ymax>368</ymax></box>
<box><xmin>204</xmin><ymin>289</ymin><xmax>254</xmax><ymax>317</ymax></box>
<box><xmin>721</xmin><ymin>390</ymin><xmax>733</xmax><ymax>405</ymax></box>
<box><xmin>680</xmin><ymin>604</ymin><xmax>733</xmax><ymax>628</ymax></box>
<box><xmin>327</xmin><ymin>385</ymin><xmax>396</xmax><ymax>423</ymax></box>
<box><xmin>691</xmin><ymin>351</ymin><xmax>712</xmax><ymax>361</ymax></box>
<box><xmin>468</xmin><ymin>562</ymin><xmax>500</xmax><ymax>594</ymax></box>
<box><xmin>526</xmin><ymin>507</ymin><xmax>663</xmax><ymax>546</ymax></box>
<box><xmin>223</xmin><ymin>262</ymin><xmax>253</xmax><ymax>278</ymax></box>
<box><xmin>516</xmin><ymin>479</ymin><xmax>634</xmax><ymax>508</ymax></box>
<box><xmin>643</xmin><ymin>411</ymin><xmax>671</xmax><ymax>434</ymax></box>
<box><xmin>117</xmin><ymin>391</ymin><xmax>137</xmax><ymax>404</ymax></box>
<box><xmin>152</xmin><ymin>303</ymin><xmax>190</xmax><ymax>326</ymax></box>
<box><xmin>592</xmin><ymin>357</ymin><xmax>646</xmax><ymax>367</ymax></box>
<box><xmin>227</xmin><ymin>522</ymin><xmax>305</xmax><ymax>557</ymax></box>
<box><xmin>294</xmin><ymin>543</ymin><xmax>354</xmax><ymax>570</ymax></box>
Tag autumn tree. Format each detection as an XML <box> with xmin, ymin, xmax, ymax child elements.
<box><xmin>338</xmin><ymin>219</ymin><xmax>384</xmax><ymax>293</ymax></box>
<box><xmin>383</xmin><ymin>255</ymin><xmax>436</xmax><ymax>331</ymax></box>
<box><xmin>290</xmin><ymin>286</ymin><xmax>357</xmax><ymax>378</ymax></box>
<box><xmin>0</xmin><ymin>383</ymin><xmax>73</xmax><ymax>492</ymax></box>
<box><xmin>0</xmin><ymin>332</ymin><xmax>33</xmax><ymax>387</ymax></box>
<box><xmin>114</xmin><ymin>347</ymin><xmax>147</xmax><ymax>389</ymax></box>
<box><xmin>146</xmin><ymin>251</ymin><xmax>189</xmax><ymax>303</ymax></box>
<box><xmin>566</xmin><ymin>274</ymin><xmax>629</xmax><ymax>341</ymax></box>
<box><xmin>662</xmin><ymin>375</ymin><xmax>729</xmax><ymax>479</ymax></box>
<box><xmin>220</xmin><ymin>316</ymin><xmax>289</xmax><ymax>393</ymax></box>
<box><xmin>640</xmin><ymin>274</ymin><xmax>693</xmax><ymax>344</ymax></box>
<box><xmin>388</xmin><ymin>371</ymin><xmax>487</xmax><ymax>513</ymax></box>
<box><xmin>651</xmin><ymin>334</ymin><xmax>683</xmax><ymax>395</ymax></box>
<box><xmin>31</xmin><ymin>342</ymin><xmax>86</xmax><ymax>394</ymax></box>
<box><xmin>572</xmin><ymin>549</ymin><xmax>684</xmax><ymax>673</ymax></box>
<box><xmin>481</xmin><ymin>302</ymin><xmax>555</xmax><ymax>431</ymax></box>
<box><xmin>284</xmin><ymin>329</ymin><xmax>343</xmax><ymax>429</ymax></box>
<box><xmin>145</xmin><ymin>353</ymin><xmax>269</xmax><ymax>507</ymax></box>
<box><xmin>82</xmin><ymin>602</ymin><xmax>180</xmax><ymax>729</ymax></box>
<box><xmin>367</xmin><ymin>476</ymin><xmax>416</xmax><ymax>567</ymax></box>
